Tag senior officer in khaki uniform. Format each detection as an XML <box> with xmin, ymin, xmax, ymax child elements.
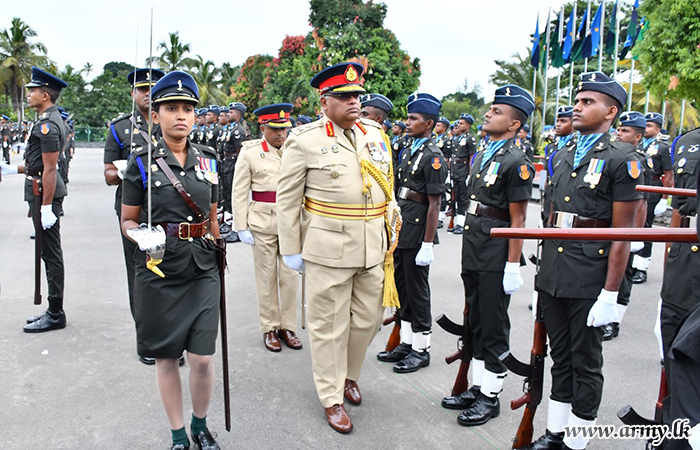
<box><xmin>232</xmin><ymin>103</ymin><xmax>301</xmax><ymax>353</ymax></box>
<box><xmin>277</xmin><ymin>62</ymin><xmax>395</xmax><ymax>434</ymax></box>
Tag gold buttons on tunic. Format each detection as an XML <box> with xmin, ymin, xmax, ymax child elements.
<box><xmin>187</xmin><ymin>216</ymin><xmax>193</xmax><ymax>221</ymax></box>
<box><xmin>564</xmin><ymin>196</ymin><xmax>571</xmax><ymax>202</ymax></box>
<box><xmin>415</xmin><ymin>218</ymin><xmax>420</xmax><ymax>223</ymax></box>
<box><xmin>476</xmin><ymin>174</ymin><xmax>480</xmax><ymax>178</ymax></box>
<box><xmin>677</xmin><ymin>169</ymin><xmax>683</xmax><ymax>174</ymax></box>
<box><xmin>668</xmin><ymin>247</ymin><xmax>671</xmax><ymax>253</ymax></box>
<box><xmin>188</xmin><ymin>237</ymin><xmax>194</xmax><ymax>242</ymax></box>
<box><xmin>404</xmin><ymin>178</ymin><xmax>408</xmax><ymax>182</ymax></box>
<box><xmin>155</xmin><ymin>181</ymin><xmax>161</xmax><ymax>187</ymax></box>
<box><xmin>471</xmin><ymin>195</ymin><xmax>476</xmax><ymax>199</ymax></box>
<box><xmin>571</xmin><ymin>172</ymin><xmax>577</xmax><ymax>178</ymax></box>
<box><xmin>692</xmin><ymin>246</ymin><xmax>699</xmax><ymax>253</ymax></box>
<box><xmin>180</xmin><ymin>171</ymin><xmax>186</xmax><ymax>176</ymax></box>
<box><xmin>558</xmin><ymin>247</ymin><xmax>564</xmax><ymax>253</ymax></box>
<box><xmin>331</xmin><ymin>171</ymin><xmax>339</xmax><ymax>178</ymax></box>
<box><xmin>465</xmin><ymin>225</ymin><xmax>469</xmax><ymax>230</ymax></box>
<box><xmin>599</xmin><ymin>249</ymin><xmax>604</xmax><ymax>255</ymax></box>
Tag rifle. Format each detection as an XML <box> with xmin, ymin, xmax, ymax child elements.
<box><xmin>636</xmin><ymin>185</ymin><xmax>695</xmax><ymax>197</ymax></box>
<box><xmin>491</xmin><ymin>227</ymin><xmax>697</xmax><ymax>243</ymax></box>
<box><xmin>436</xmin><ymin>303</ymin><xmax>472</xmax><ymax>396</ymax></box>
<box><xmin>32</xmin><ymin>178</ymin><xmax>42</xmax><ymax>305</ymax></box>
<box><xmin>216</xmin><ymin>237</ymin><xmax>231</xmax><ymax>432</ymax></box>
<box><xmin>383</xmin><ymin>311</ymin><xmax>401</xmax><ymax>352</ymax></box>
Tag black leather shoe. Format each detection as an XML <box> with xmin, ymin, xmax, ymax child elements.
<box><xmin>515</xmin><ymin>430</ymin><xmax>564</xmax><ymax>450</ymax></box>
<box><xmin>172</xmin><ymin>444</ymin><xmax>189</xmax><ymax>450</ymax></box>
<box><xmin>27</xmin><ymin>309</ymin><xmax>49</xmax><ymax>324</ymax></box>
<box><xmin>377</xmin><ymin>342</ymin><xmax>412</xmax><ymax>362</ymax></box>
<box><xmin>192</xmin><ymin>428</ymin><xmax>220</xmax><ymax>450</ymax></box>
<box><xmin>442</xmin><ymin>385</ymin><xmax>481</xmax><ymax>410</ymax></box>
<box><xmin>23</xmin><ymin>310</ymin><xmax>66</xmax><ymax>333</ymax></box>
<box><xmin>179</xmin><ymin>355</ymin><xmax>186</xmax><ymax>366</ymax></box>
<box><xmin>456</xmin><ymin>394</ymin><xmax>500</xmax><ymax>426</ymax></box>
<box><xmin>602</xmin><ymin>322</ymin><xmax>620</xmax><ymax>341</ymax></box>
<box><xmin>437</xmin><ymin>220</ymin><xmax>444</xmax><ymax>229</ymax></box>
<box><xmin>139</xmin><ymin>355</ymin><xmax>156</xmax><ymax>365</ymax></box>
<box><xmin>219</xmin><ymin>223</ymin><xmax>231</xmax><ymax>234</ymax></box>
<box><xmin>453</xmin><ymin>225</ymin><xmax>464</xmax><ymax>235</ymax></box>
<box><xmin>393</xmin><ymin>350</ymin><xmax>430</xmax><ymax>373</ymax></box>
<box><xmin>632</xmin><ymin>270</ymin><xmax>647</xmax><ymax>284</ymax></box>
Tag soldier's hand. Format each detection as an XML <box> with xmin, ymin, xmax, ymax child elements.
<box><xmin>503</xmin><ymin>262</ymin><xmax>523</xmax><ymax>295</ymax></box>
<box><xmin>654</xmin><ymin>198</ymin><xmax>668</xmax><ymax>216</ymax></box>
<box><xmin>415</xmin><ymin>242</ymin><xmax>434</xmax><ymax>266</ymax></box>
<box><xmin>40</xmin><ymin>204</ymin><xmax>57</xmax><ymax>229</ymax></box>
<box><xmin>283</xmin><ymin>254</ymin><xmax>304</xmax><ymax>273</ymax></box>
<box><xmin>238</xmin><ymin>229</ymin><xmax>255</xmax><ymax>245</ymax></box>
<box><xmin>587</xmin><ymin>289</ymin><xmax>619</xmax><ymax>327</ymax></box>
<box><xmin>1</xmin><ymin>162</ymin><xmax>18</xmax><ymax>175</ymax></box>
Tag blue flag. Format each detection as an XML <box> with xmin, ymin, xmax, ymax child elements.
<box><xmin>531</xmin><ymin>13</ymin><xmax>541</xmax><ymax>68</ymax></box>
<box><xmin>562</xmin><ymin>7</ymin><xmax>576</xmax><ymax>61</ymax></box>
<box><xmin>583</xmin><ymin>2</ymin><xmax>603</xmax><ymax>58</ymax></box>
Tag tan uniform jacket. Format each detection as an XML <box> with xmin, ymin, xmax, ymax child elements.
<box><xmin>277</xmin><ymin>118</ymin><xmax>391</xmax><ymax>269</ymax></box>
<box><xmin>232</xmin><ymin>138</ymin><xmax>281</xmax><ymax>234</ymax></box>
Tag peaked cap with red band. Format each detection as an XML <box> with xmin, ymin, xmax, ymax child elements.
<box><xmin>310</xmin><ymin>62</ymin><xmax>366</xmax><ymax>94</ymax></box>
<box><xmin>254</xmin><ymin>103</ymin><xmax>294</xmax><ymax>128</ymax></box>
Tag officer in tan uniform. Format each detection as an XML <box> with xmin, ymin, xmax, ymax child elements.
<box><xmin>232</xmin><ymin>103</ymin><xmax>301</xmax><ymax>353</ymax></box>
<box><xmin>277</xmin><ymin>62</ymin><xmax>396</xmax><ymax>434</ymax></box>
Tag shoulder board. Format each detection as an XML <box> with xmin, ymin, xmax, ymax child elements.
<box><xmin>132</xmin><ymin>145</ymin><xmax>148</xmax><ymax>156</ymax></box>
<box><xmin>110</xmin><ymin>112</ymin><xmax>133</xmax><ymax>125</ymax></box>
<box><xmin>359</xmin><ymin>118</ymin><xmax>381</xmax><ymax>129</ymax></box>
<box><xmin>290</xmin><ymin>120</ymin><xmax>324</xmax><ymax>136</ymax></box>
<box><xmin>241</xmin><ymin>139</ymin><xmax>262</xmax><ymax>151</ymax></box>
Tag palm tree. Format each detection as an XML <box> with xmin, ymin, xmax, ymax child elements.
<box><xmin>219</xmin><ymin>62</ymin><xmax>240</xmax><ymax>98</ymax></box>
<box><xmin>187</xmin><ymin>55</ymin><xmax>225</xmax><ymax>105</ymax></box>
<box><xmin>82</xmin><ymin>62</ymin><xmax>93</xmax><ymax>78</ymax></box>
<box><xmin>148</xmin><ymin>31</ymin><xmax>194</xmax><ymax>71</ymax></box>
<box><xmin>0</xmin><ymin>18</ymin><xmax>50</xmax><ymax>121</ymax></box>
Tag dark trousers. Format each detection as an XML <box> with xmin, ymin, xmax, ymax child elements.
<box><xmin>539</xmin><ymin>291</ymin><xmax>603</xmax><ymax>420</ymax></box>
<box><xmin>3</xmin><ymin>146</ymin><xmax>9</xmax><ymax>164</ymax></box>
<box><xmin>639</xmin><ymin>195</ymin><xmax>660</xmax><ymax>259</ymax></box>
<box><xmin>617</xmin><ymin>252</ymin><xmax>635</xmax><ymax>306</ymax></box>
<box><xmin>454</xmin><ymin>176</ymin><xmax>468</xmax><ymax>215</ymax></box>
<box><xmin>219</xmin><ymin>156</ymin><xmax>236</xmax><ymax>215</ymax></box>
<box><xmin>29</xmin><ymin>197</ymin><xmax>64</xmax><ymax>310</ymax></box>
<box><xmin>395</xmin><ymin>247</ymin><xmax>432</xmax><ymax>333</ymax></box>
<box><xmin>117</xmin><ymin>217</ymin><xmax>138</xmax><ymax>320</ymax></box>
<box><xmin>462</xmin><ymin>269</ymin><xmax>510</xmax><ymax>373</ymax></box>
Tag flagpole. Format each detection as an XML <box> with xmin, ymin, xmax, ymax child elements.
<box><xmin>613</xmin><ymin>0</ymin><xmax>620</xmax><ymax>76</ymax></box>
<box><xmin>554</xmin><ymin>8</ymin><xmax>564</xmax><ymax>123</ymax></box>
<box><xmin>679</xmin><ymin>99</ymin><xmax>686</xmax><ymax>135</ymax></box>
<box><xmin>598</xmin><ymin>0</ymin><xmax>605</xmax><ymax>71</ymax></box>
<box><xmin>542</xmin><ymin>8</ymin><xmax>551</xmax><ymax>129</ymax></box>
<box><xmin>583</xmin><ymin>0</ymin><xmax>591</xmax><ymax>72</ymax></box>
<box><xmin>661</xmin><ymin>93</ymin><xmax>667</xmax><ymax>127</ymax></box>
<box><xmin>627</xmin><ymin>58</ymin><xmax>635</xmax><ymax>111</ymax></box>
<box><xmin>531</xmin><ymin>10</ymin><xmax>539</xmax><ymax>130</ymax></box>
<box><xmin>644</xmin><ymin>91</ymin><xmax>650</xmax><ymax>114</ymax></box>
<box><xmin>568</xmin><ymin>0</ymin><xmax>577</xmax><ymax>102</ymax></box>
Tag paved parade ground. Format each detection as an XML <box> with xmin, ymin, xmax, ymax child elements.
<box><xmin>0</xmin><ymin>148</ymin><xmax>668</xmax><ymax>449</ymax></box>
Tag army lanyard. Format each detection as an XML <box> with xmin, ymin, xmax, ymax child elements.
<box><xmin>154</xmin><ymin>156</ymin><xmax>207</xmax><ymax>223</ymax></box>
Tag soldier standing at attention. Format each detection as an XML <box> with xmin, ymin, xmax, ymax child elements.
<box><xmin>543</xmin><ymin>106</ymin><xmax>576</xmax><ymax>224</ymax></box>
<box><xmin>277</xmin><ymin>62</ymin><xmax>395</xmax><ymax>434</ymax></box>
<box><xmin>450</xmin><ymin>113</ymin><xmax>477</xmax><ymax>235</ymax></box>
<box><xmin>630</xmin><ymin>112</ymin><xmax>674</xmax><ymax>284</ymax></box>
<box><xmin>359</xmin><ymin>93</ymin><xmax>393</xmax><ymax>127</ymax></box>
<box><xmin>376</xmin><ymin>93</ymin><xmax>447</xmax><ymax>373</ymax></box>
<box><xmin>1</xmin><ymin>115</ymin><xmax>11</xmax><ymax>164</ymax></box>
<box><xmin>441</xmin><ymin>85</ymin><xmax>534</xmax><ymax>427</ymax></box>
<box><xmin>216</xmin><ymin>106</ymin><xmax>230</xmax><ymax>158</ymax></box>
<box><xmin>1</xmin><ymin>67</ymin><xmax>69</xmax><ymax>332</ymax></box>
<box><xmin>527</xmin><ymin>72</ymin><xmax>642</xmax><ymax>450</ymax></box>
<box><xmin>390</xmin><ymin>120</ymin><xmax>410</xmax><ymax>171</ymax></box>
<box><xmin>219</xmin><ymin>102</ymin><xmax>248</xmax><ymax>241</ymax></box>
<box><xmin>232</xmin><ymin>103</ymin><xmax>301</xmax><ymax>352</ymax></box>
<box><xmin>435</xmin><ymin>117</ymin><xmax>454</xmax><ymax>229</ymax></box>
<box><xmin>103</xmin><ymin>69</ymin><xmax>165</xmax><ymax>363</ymax></box>
<box><xmin>517</xmin><ymin>124</ymin><xmax>535</xmax><ymax>161</ymax></box>
<box><xmin>203</xmin><ymin>106</ymin><xmax>221</xmax><ymax>149</ymax></box>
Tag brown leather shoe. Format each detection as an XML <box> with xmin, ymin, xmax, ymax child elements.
<box><xmin>344</xmin><ymin>379</ymin><xmax>362</xmax><ymax>405</ymax></box>
<box><xmin>264</xmin><ymin>331</ymin><xmax>282</xmax><ymax>352</ymax></box>
<box><xmin>278</xmin><ymin>329</ymin><xmax>302</xmax><ymax>349</ymax></box>
<box><xmin>324</xmin><ymin>404</ymin><xmax>353</xmax><ymax>433</ymax></box>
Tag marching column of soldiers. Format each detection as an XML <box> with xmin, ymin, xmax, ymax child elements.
<box><xmin>2</xmin><ymin>60</ymin><xmax>700</xmax><ymax>450</ymax></box>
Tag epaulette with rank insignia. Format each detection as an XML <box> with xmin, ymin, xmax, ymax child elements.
<box><xmin>290</xmin><ymin>120</ymin><xmax>324</xmax><ymax>136</ymax></box>
<box><xmin>240</xmin><ymin>139</ymin><xmax>262</xmax><ymax>153</ymax></box>
<box><xmin>110</xmin><ymin>112</ymin><xmax>134</xmax><ymax>125</ymax></box>
<box><xmin>359</xmin><ymin>117</ymin><xmax>381</xmax><ymax>129</ymax></box>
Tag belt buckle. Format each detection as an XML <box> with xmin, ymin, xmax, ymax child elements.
<box><xmin>553</xmin><ymin>212</ymin><xmax>576</xmax><ymax>228</ymax></box>
<box><xmin>398</xmin><ymin>187</ymin><xmax>409</xmax><ymax>199</ymax></box>
<box><xmin>467</xmin><ymin>200</ymin><xmax>479</xmax><ymax>216</ymax></box>
<box><xmin>690</xmin><ymin>215</ymin><xmax>698</xmax><ymax>229</ymax></box>
<box><xmin>178</xmin><ymin>222</ymin><xmax>191</xmax><ymax>240</ymax></box>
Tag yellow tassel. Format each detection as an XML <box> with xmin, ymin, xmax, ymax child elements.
<box><xmin>147</xmin><ymin>258</ymin><xmax>165</xmax><ymax>278</ymax></box>
<box><xmin>382</xmin><ymin>251</ymin><xmax>400</xmax><ymax>308</ymax></box>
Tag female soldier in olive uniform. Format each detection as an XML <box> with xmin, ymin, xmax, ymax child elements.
<box><xmin>121</xmin><ymin>71</ymin><xmax>222</xmax><ymax>450</ymax></box>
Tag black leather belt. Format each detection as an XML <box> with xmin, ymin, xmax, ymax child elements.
<box><xmin>398</xmin><ymin>187</ymin><xmax>428</xmax><ymax>205</ymax></box>
<box><xmin>453</xmin><ymin>157</ymin><xmax>470</xmax><ymax>164</ymax></box>
<box><xmin>680</xmin><ymin>214</ymin><xmax>697</xmax><ymax>229</ymax></box>
<box><xmin>467</xmin><ymin>200</ymin><xmax>510</xmax><ymax>222</ymax></box>
<box><xmin>25</xmin><ymin>167</ymin><xmax>42</xmax><ymax>177</ymax></box>
<box><xmin>552</xmin><ymin>211</ymin><xmax>610</xmax><ymax>228</ymax></box>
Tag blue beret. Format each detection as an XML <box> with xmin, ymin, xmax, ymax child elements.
<box><xmin>25</xmin><ymin>67</ymin><xmax>68</xmax><ymax>91</ymax></box>
<box><xmin>1</xmin><ymin>115</ymin><xmax>9</xmax><ymax>121</ymax></box>
<box><xmin>207</xmin><ymin>105</ymin><xmax>220</xmax><ymax>114</ymax></box>
<box><xmin>459</xmin><ymin>113</ymin><xmax>474</xmax><ymax>124</ymax></box>
<box><xmin>254</xmin><ymin>103</ymin><xmax>294</xmax><ymax>128</ymax></box>
<box><xmin>383</xmin><ymin>120</ymin><xmax>391</xmax><ymax>129</ymax></box>
<box><xmin>407</xmin><ymin>93</ymin><xmax>441</xmax><ymax>116</ymax></box>
<box><xmin>196</xmin><ymin>108</ymin><xmax>206</xmax><ymax>116</ymax></box>
<box><xmin>492</xmin><ymin>85</ymin><xmax>535</xmax><ymax>117</ymax></box>
<box><xmin>127</xmin><ymin>68</ymin><xmax>165</xmax><ymax>88</ymax></box>
<box><xmin>646</xmin><ymin>112</ymin><xmax>663</xmax><ymax>126</ymax></box>
<box><xmin>360</xmin><ymin>93</ymin><xmax>393</xmax><ymax>114</ymax></box>
<box><xmin>296</xmin><ymin>115</ymin><xmax>313</xmax><ymax>125</ymax></box>
<box><xmin>619</xmin><ymin>111</ymin><xmax>647</xmax><ymax>129</ymax></box>
<box><xmin>289</xmin><ymin>116</ymin><xmax>296</xmax><ymax>126</ymax></box>
<box><xmin>522</xmin><ymin>124</ymin><xmax>530</xmax><ymax>133</ymax></box>
<box><xmin>311</xmin><ymin>62</ymin><xmax>365</xmax><ymax>94</ymax></box>
<box><xmin>453</xmin><ymin>121</ymin><xmax>460</xmax><ymax>128</ymax></box>
<box><xmin>577</xmin><ymin>71</ymin><xmax>627</xmax><ymax>109</ymax></box>
<box><xmin>557</xmin><ymin>105</ymin><xmax>574</xmax><ymax>118</ymax></box>
<box><xmin>151</xmin><ymin>71</ymin><xmax>199</xmax><ymax>106</ymax></box>
<box><xmin>393</xmin><ymin>120</ymin><xmax>406</xmax><ymax>130</ymax></box>
<box><xmin>437</xmin><ymin>117</ymin><xmax>451</xmax><ymax>126</ymax></box>
<box><xmin>219</xmin><ymin>106</ymin><xmax>230</xmax><ymax>113</ymax></box>
<box><xmin>228</xmin><ymin>102</ymin><xmax>247</xmax><ymax>113</ymax></box>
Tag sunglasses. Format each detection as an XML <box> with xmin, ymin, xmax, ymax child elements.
<box><xmin>325</xmin><ymin>92</ymin><xmax>361</xmax><ymax>101</ymax></box>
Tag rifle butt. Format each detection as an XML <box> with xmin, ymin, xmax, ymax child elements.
<box><xmin>655</xmin><ymin>367</ymin><xmax>668</xmax><ymax>424</ymax></box>
<box><xmin>451</xmin><ymin>359</ymin><xmax>471</xmax><ymax>396</ymax></box>
<box><xmin>511</xmin><ymin>405</ymin><xmax>537</xmax><ymax>449</ymax></box>
<box><xmin>385</xmin><ymin>322</ymin><xmax>401</xmax><ymax>352</ymax></box>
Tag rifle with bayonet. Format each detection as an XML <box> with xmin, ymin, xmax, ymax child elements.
<box><xmin>436</xmin><ymin>303</ymin><xmax>472</xmax><ymax>396</ymax></box>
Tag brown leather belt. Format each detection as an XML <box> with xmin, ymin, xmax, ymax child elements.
<box><xmin>252</xmin><ymin>191</ymin><xmax>276</xmax><ymax>203</ymax></box>
<box><xmin>467</xmin><ymin>200</ymin><xmax>510</xmax><ymax>222</ymax></box>
<box><xmin>552</xmin><ymin>211</ymin><xmax>610</xmax><ymax>228</ymax></box>
<box><xmin>397</xmin><ymin>187</ymin><xmax>428</xmax><ymax>205</ymax></box>
<box><xmin>453</xmin><ymin>157</ymin><xmax>470</xmax><ymax>164</ymax></box>
<box><xmin>25</xmin><ymin>167</ymin><xmax>42</xmax><ymax>177</ymax></box>
<box><xmin>160</xmin><ymin>219</ymin><xmax>211</xmax><ymax>240</ymax></box>
<box><xmin>652</xmin><ymin>175</ymin><xmax>662</xmax><ymax>181</ymax></box>
<box><xmin>680</xmin><ymin>214</ymin><xmax>697</xmax><ymax>229</ymax></box>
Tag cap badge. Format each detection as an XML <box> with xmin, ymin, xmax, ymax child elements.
<box><xmin>590</xmin><ymin>73</ymin><xmax>597</xmax><ymax>82</ymax></box>
<box><xmin>279</xmin><ymin>110</ymin><xmax>285</xmax><ymax>119</ymax></box>
<box><xmin>345</xmin><ymin>65</ymin><xmax>358</xmax><ymax>82</ymax></box>
<box><xmin>177</xmin><ymin>80</ymin><xmax>183</xmax><ymax>91</ymax></box>
<box><xmin>145</xmin><ymin>72</ymin><xmax>150</xmax><ymax>80</ymax></box>
<box><xmin>505</xmin><ymin>87</ymin><xmax>511</xmax><ymax>96</ymax></box>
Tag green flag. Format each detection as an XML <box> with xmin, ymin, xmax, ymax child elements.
<box><xmin>551</xmin><ymin>9</ymin><xmax>567</xmax><ymax>68</ymax></box>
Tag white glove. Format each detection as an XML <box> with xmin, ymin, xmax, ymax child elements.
<box><xmin>112</xmin><ymin>160</ymin><xmax>127</xmax><ymax>180</ymax></box>
<box><xmin>238</xmin><ymin>229</ymin><xmax>255</xmax><ymax>245</ymax></box>
<box><xmin>531</xmin><ymin>291</ymin><xmax>538</xmax><ymax>319</ymax></box>
<box><xmin>40</xmin><ymin>204</ymin><xmax>57</xmax><ymax>229</ymax></box>
<box><xmin>415</xmin><ymin>242</ymin><xmax>434</xmax><ymax>266</ymax></box>
<box><xmin>688</xmin><ymin>423</ymin><xmax>700</xmax><ymax>450</ymax></box>
<box><xmin>126</xmin><ymin>224</ymin><xmax>166</xmax><ymax>257</ymax></box>
<box><xmin>503</xmin><ymin>261</ymin><xmax>524</xmax><ymax>295</ymax></box>
<box><xmin>654</xmin><ymin>198</ymin><xmax>668</xmax><ymax>216</ymax></box>
<box><xmin>283</xmin><ymin>253</ymin><xmax>304</xmax><ymax>273</ymax></box>
<box><xmin>630</xmin><ymin>241</ymin><xmax>645</xmax><ymax>253</ymax></box>
<box><xmin>587</xmin><ymin>289</ymin><xmax>619</xmax><ymax>327</ymax></box>
<box><xmin>1</xmin><ymin>162</ymin><xmax>19</xmax><ymax>175</ymax></box>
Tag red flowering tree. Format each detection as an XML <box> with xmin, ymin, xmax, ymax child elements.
<box><xmin>230</xmin><ymin>54</ymin><xmax>274</xmax><ymax>123</ymax></box>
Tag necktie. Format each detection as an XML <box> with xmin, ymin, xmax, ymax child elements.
<box><xmin>343</xmin><ymin>129</ymin><xmax>356</xmax><ymax>149</ymax></box>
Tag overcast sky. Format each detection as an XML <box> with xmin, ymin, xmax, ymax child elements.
<box><xmin>3</xmin><ymin>0</ymin><xmax>581</xmax><ymax>100</ymax></box>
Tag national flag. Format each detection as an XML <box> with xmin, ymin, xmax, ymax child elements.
<box><xmin>531</xmin><ymin>13</ymin><xmax>541</xmax><ymax>68</ymax></box>
<box><xmin>570</xmin><ymin>4</ymin><xmax>589</xmax><ymax>62</ymax></box>
<box><xmin>581</xmin><ymin>2</ymin><xmax>603</xmax><ymax>59</ymax></box>
<box><xmin>562</xmin><ymin>7</ymin><xmax>576</xmax><ymax>62</ymax></box>
<box><xmin>540</xmin><ymin>9</ymin><xmax>552</xmax><ymax>69</ymax></box>
<box><xmin>551</xmin><ymin>8</ymin><xmax>567</xmax><ymax>68</ymax></box>
<box><xmin>604</xmin><ymin>0</ymin><xmax>619</xmax><ymax>55</ymax></box>
<box><xmin>620</xmin><ymin>0</ymin><xmax>639</xmax><ymax>59</ymax></box>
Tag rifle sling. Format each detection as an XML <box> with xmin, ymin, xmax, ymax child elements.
<box><xmin>154</xmin><ymin>157</ymin><xmax>207</xmax><ymax>223</ymax></box>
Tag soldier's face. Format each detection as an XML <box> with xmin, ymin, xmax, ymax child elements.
<box><xmin>218</xmin><ymin>114</ymin><xmax>228</xmax><ymax>125</ymax></box>
<box><xmin>228</xmin><ymin>110</ymin><xmax>240</xmax><ymax>123</ymax></box>
<box><xmin>261</xmin><ymin>124</ymin><xmax>288</xmax><ymax>148</ymax></box>
<box><xmin>645</xmin><ymin>122</ymin><xmax>661</xmax><ymax>139</ymax></box>
<box><xmin>391</xmin><ymin>125</ymin><xmax>402</xmax><ymax>136</ymax></box>
<box><xmin>555</xmin><ymin>117</ymin><xmax>573</xmax><ymax>136</ymax></box>
<box><xmin>517</xmin><ymin>128</ymin><xmax>528</xmax><ymax>140</ymax></box>
<box><xmin>482</xmin><ymin>104</ymin><xmax>519</xmax><ymax>136</ymax></box>
<box><xmin>405</xmin><ymin>113</ymin><xmax>433</xmax><ymax>138</ymax></box>
<box><xmin>26</xmin><ymin>87</ymin><xmax>44</xmax><ymax>108</ymax></box>
<box><xmin>458</xmin><ymin>119</ymin><xmax>471</xmax><ymax>133</ymax></box>
<box><xmin>205</xmin><ymin>112</ymin><xmax>217</xmax><ymax>124</ymax></box>
<box><xmin>615</xmin><ymin>126</ymin><xmax>642</xmax><ymax>145</ymax></box>
<box><xmin>321</xmin><ymin>93</ymin><xmax>361</xmax><ymax>124</ymax></box>
<box><xmin>153</xmin><ymin>101</ymin><xmax>195</xmax><ymax>140</ymax></box>
<box><xmin>434</xmin><ymin>123</ymin><xmax>447</xmax><ymax>135</ymax></box>
<box><xmin>572</xmin><ymin>92</ymin><xmax>618</xmax><ymax>132</ymax></box>
<box><xmin>133</xmin><ymin>87</ymin><xmax>151</xmax><ymax>112</ymax></box>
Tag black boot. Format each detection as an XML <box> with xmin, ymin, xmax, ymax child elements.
<box><xmin>377</xmin><ymin>342</ymin><xmax>411</xmax><ymax>362</ymax></box>
<box><xmin>515</xmin><ymin>430</ymin><xmax>564</xmax><ymax>450</ymax></box>
<box><xmin>456</xmin><ymin>394</ymin><xmax>500</xmax><ymax>426</ymax></box>
<box><xmin>393</xmin><ymin>350</ymin><xmax>430</xmax><ymax>373</ymax></box>
<box><xmin>442</xmin><ymin>385</ymin><xmax>482</xmax><ymax>410</ymax></box>
<box><xmin>631</xmin><ymin>270</ymin><xmax>647</xmax><ymax>284</ymax></box>
<box><xmin>23</xmin><ymin>309</ymin><xmax>66</xmax><ymax>333</ymax></box>
<box><xmin>453</xmin><ymin>225</ymin><xmax>464</xmax><ymax>235</ymax></box>
<box><xmin>602</xmin><ymin>322</ymin><xmax>620</xmax><ymax>341</ymax></box>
